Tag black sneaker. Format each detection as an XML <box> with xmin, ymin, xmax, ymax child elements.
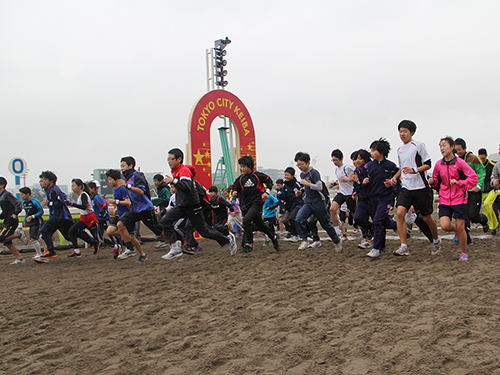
<box><xmin>493</xmin><ymin>229</ymin><xmax>497</xmax><ymax>236</ymax></box>
<box><xmin>92</xmin><ymin>242</ymin><xmax>100</xmax><ymax>255</ymax></box>
<box><xmin>183</xmin><ymin>246</ymin><xmax>196</xmax><ymax>255</ymax></box>
<box><xmin>136</xmin><ymin>254</ymin><xmax>147</xmax><ymax>263</ymax></box>
<box><xmin>41</xmin><ymin>251</ymin><xmax>57</xmax><ymax>259</ymax></box>
<box><xmin>272</xmin><ymin>236</ymin><xmax>279</xmax><ymax>251</ymax></box>
<box><xmin>242</xmin><ymin>244</ymin><xmax>253</xmax><ymax>253</ymax></box>
<box><xmin>286</xmin><ymin>232</ymin><xmax>292</xmax><ymax>239</ymax></box>
<box><xmin>483</xmin><ymin>223</ymin><xmax>490</xmax><ymax>233</ymax></box>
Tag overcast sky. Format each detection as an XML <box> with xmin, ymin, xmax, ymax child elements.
<box><xmin>1</xmin><ymin>1</ymin><xmax>499</xmax><ymax>189</ymax></box>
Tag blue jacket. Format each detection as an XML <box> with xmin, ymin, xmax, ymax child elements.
<box><xmin>92</xmin><ymin>194</ymin><xmax>110</xmax><ymax>221</ymax></box>
<box><xmin>263</xmin><ymin>194</ymin><xmax>279</xmax><ymax>219</ymax></box>
<box><xmin>45</xmin><ymin>184</ymin><xmax>72</xmax><ymax>221</ymax></box>
<box><xmin>124</xmin><ymin>170</ymin><xmax>154</xmax><ymax>213</ymax></box>
<box><xmin>364</xmin><ymin>159</ymin><xmax>399</xmax><ymax>198</ymax></box>
<box><xmin>113</xmin><ymin>186</ymin><xmax>130</xmax><ymax>217</ymax></box>
<box><xmin>277</xmin><ymin>178</ymin><xmax>304</xmax><ymax>211</ymax></box>
<box><xmin>353</xmin><ymin>166</ymin><xmax>371</xmax><ymax>201</ymax></box>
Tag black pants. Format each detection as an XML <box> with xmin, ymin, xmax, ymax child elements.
<box><xmin>41</xmin><ymin>218</ymin><xmax>74</xmax><ymax>252</ymax></box>
<box><xmin>69</xmin><ymin>220</ymin><xmax>98</xmax><ymax>248</ymax></box>
<box><xmin>242</xmin><ymin>204</ymin><xmax>275</xmax><ymax>245</ymax></box>
<box><xmin>160</xmin><ymin>205</ymin><xmax>229</xmax><ymax>246</ymax></box>
<box><xmin>467</xmin><ymin>191</ymin><xmax>488</xmax><ymax>227</ymax></box>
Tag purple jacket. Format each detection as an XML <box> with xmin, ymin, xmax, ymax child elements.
<box><xmin>430</xmin><ymin>156</ymin><xmax>478</xmax><ymax>206</ymax></box>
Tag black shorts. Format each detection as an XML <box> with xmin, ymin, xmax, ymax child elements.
<box><xmin>118</xmin><ymin>210</ymin><xmax>163</xmax><ymax>235</ymax></box>
<box><xmin>333</xmin><ymin>193</ymin><xmax>356</xmax><ymax>213</ymax></box>
<box><xmin>0</xmin><ymin>219</ymin><xmax>18</xmax><ymax>245</ymax></box>
<box><xmin>397</xmin><ymin>188</ymin><xmax>434</xmax><ymax>216</ymax></box>
<box><xmin>109</xmin><ymin>216</ymin><xmax>120</xmax><ymax>227</ymax></box>
<box><xmin>438</xmin><ymin>204</ymin><xmax>468</xmax><ymax>220</ymax></box>
<box><xmin>28</xmin><ymin>217</ymin><xmax>44</xmax><ymax>240</ymax></box>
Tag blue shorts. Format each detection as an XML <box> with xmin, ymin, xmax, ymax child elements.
<box><xmin>438</xmin><ymin>204</ymin><xmax>468</xmax><ymax>220</ymax></box>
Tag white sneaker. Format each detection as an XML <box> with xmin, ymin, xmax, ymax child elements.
<box><xmin>228</xmin><ymin>233</ymin><xmax>237</xmax><ymax>256</ymax></box>
<box><xmin>154</xmin><ymin>241</ymin><xmax>169</xmax><ymax>249</ymax></box>
<box><xmin>358</xmin><ymin>239</ymin><xmax>371</xmax><ymax>249</ymax></box>
<box><xmin>298</xmin><ymin>240</ymin><xmax>310</xmax><ymax>250</ymax></box>
<box><xmin>162</xmin><ymin>241</ymin><xmax>183</xmax><ymax>260</ymax></box>
<box><xmin>309</xmin><ymin>240</ymin><xmax>322</xmax><ymax>248</ymax></box>
<box><xmin>292</xmin><ymin>235</ymin><xmax>299</xmax><ymax>242</ymax></box>
<box><xmin>366</xmin><ymin>249</ymin><xmax>380</xmax><ymax>258</ymax></box>
<box><xmin>432</xmin><ymin>238</ymin><xmax>441</xmax><ymax>255</ymax></box>
<box><xmin>393</xmin><ymin>245</ymin><xmax>410</xmax><ymax>256</ymax></box>
<box><xmin>334</xmin><ymin>241</ymin><xmax>343</xmax><ymax>253</ymax></box>
<box><xmin>18</xmin><ymin>229</ymin><xmax>28</xmax><ymax>245</ymax></box>
<box><xmin>11</xmin><ymin>258</ymin><xmax>25</xmax><ymax>265</ymax></box>
<box><xmin>117</xmin><ymin>249</ymin><xmax>137</xmax><ymax>259</ymax></box>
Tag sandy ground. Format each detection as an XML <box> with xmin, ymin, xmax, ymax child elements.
<box><xmin>1</xmin><ymin>226</ymin><xmax>500</xmax><ymax>375</ymax></box>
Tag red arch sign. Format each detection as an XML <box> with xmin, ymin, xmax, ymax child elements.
<box><xmin>187</xmin><ymin>90</ymin><xmax>256</xmax><ymax>188</ymax></box>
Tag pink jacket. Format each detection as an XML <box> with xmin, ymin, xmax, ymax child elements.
<box><xmin>430</xmin><ymin>156</ymin><xmax>478</xmax><ymax>206</ymax></box>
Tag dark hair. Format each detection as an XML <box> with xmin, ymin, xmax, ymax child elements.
<box><xmin>454</xmin><ymin>137</ymin><xmax>467</xmax><ymax>149</ymax></box>
<box><xmin>208</xmin><ymin>186</ymin><xmax>218</xmax><ymax>193</ymax></box>
<box><xmin>276</xmin><ymin>178</ymin><xmax>284</xmax><ymax>185</ymax></box>
<box><xmin>87</xmin><ymin>181</ymin><xmax>98</xmax><ymax>190</ymax></box>
<box><xmin>39</xmin><ymin>170</ymin><xmax>57</xmax><ymax>183</ymax></box>
<box><xmin>331</xmin><ymin>149</ymin><xmax>343</xmax><ymax>160</ymax></box>
<box><xmin>350</xmin><ymin>150</ymin><xmax>359</xmax><ymax>161</ymax></box>
<box><xmin>153</xmin><ymin>174</ymin><xmax>164</xmax><ymax>182</ymax></box>
<box><xmin>168</xmin><ymin>148</ymin><xmax>184</xmax><ymax>163</ymax></box>
<box><xmin>120</xmin><ymin>156</ymin><xmax>136</xmax><ymax>168</ymax></box>
<box><xmin>238</xmin><ymin>155</ymin><xmax>254</xmax><ymax>170</ymax></box>
<box><xmin>478</xmin><ymin>148</ymin><xmax>488</xmax><ymax>156</ymax></box>
<box><xmin>357</xmin><ymin>149</ymin><xmax>372</xmax><ymax>164</ymax></box>
<box><xmin>284</xmin><ymin>167</ymin><xmax>295</xmax><ymax>176</ymax></box>
<box><xmin>370</xmin><ymin>138</ymin><xmax>391</xmax><ymax>158</ymax></box>
<box><xmin>106</xmin><ymin>169</ymin><xmax>122</xmax><ymax>181</ymax></box>
<box><xmin>72</xmin><ymin>178</ymin><xmax>90</xmax><ymax>194</ymax></box>
<box><xmin>294</xmin><ymin>152</ymin><xmax>310</xmax><ymax>163</ymax></box>
<box><xmin>19</xmin><ymin>187</ymin><xmax>31</xmax><ymax>195</ymax></box>
<box><xmin>398</xmin><ymin>119</ymin><xmax>417</xmax><ymax>134</ymax></box>
<box><xmin>440</xmin><ymin>136</ymin><xmax>455</xmax><ymax>148</ymax></box>
<box><xmin>0</xmin><ymin>177</ymin><xmax>7</xmax><ymax>187</ymax></box>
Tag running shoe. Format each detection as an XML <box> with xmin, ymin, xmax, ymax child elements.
<box><xmin>379</xmin><ymin>248</ymin><xmax>387</xmax><ymax>254</ymax></box>
<box><xmin>353</xmin><ymin>228</ymin><xmax>359</xmax><ymax>234</ymax></box>
<box><xmin>342</xmin><ymin>234</ymin><xmax>348</xmax><ymax>242</ymax></box>
<box><xmin>241</xmin><ymin>243</ymin><xmax>253</xmax><ymax>253</ymax></box>
<box><xmin>228</xmin><ymin>233</ymin><xmax>237</xmax><ymax>256</ymax></box>
<box><xmin>272</xmin><ymin>235</ymin><xmax>279</xmax><ymax>250</ymax></box>
<box><xmin>10</xmin><ymin>258</ymin><xmax>25</xmax><ymax>265</ymax></box>
<box><xmin>41</xmin><ymin>251</ymin><xmax>57</xmax><ymax>259</ymax></box>
<box><xmin>334</xmin><ymin>241</ymin><xmax>343</xmax><ymax>253</ymax></box>
<box><xmin>292</xmin><ymin>235</ymin><xmax>299</xmax><ymax>242</ymax></box>
<box><xmin>154</xmin><ymin>241</ymin><xmax>169</xmax><ymax>249</ymax></box>
<box><xmin>309</xmin><ymin>240</ymin><xmax>322</xmax><ymax>248</ymax></box>
<box><xmin>113</xmin><ymin>244</ymin><xmax>121</xmax><ymax>260</ymax></box>
<box><xmin>136</xmin><ymin>254</ymin><xmax>147</xmax><ymax>263</ymax></box>
<box><xmin>358</xmin><ymin>239</ymin><xmax>371</xmax><ymax>249</ymax></box>
<box><xmin>393</xmin><ymin>245</ymin><xmax>409</xmax><ymax>256</ymax></box>
<box><xmin>366</xmin><ymin>249</ymin><xmax>380</xmax><ymax>258</ymax></box>
<box><xmin>458</xmin><ymin>253</ymin><xmax>469</xmax><ymax>262</ymax></box>
<box><xmin>17</xmin><ymin>229</ymin><xmax>29</xmax><ymax>245</ymax></box>
<box><xmin>67</xmin><ymin>250</ymin><xmax>82</xmax><ymax>258</ymax></box>
<box><xmin>483</xmin><ymin>223</ymin><xmax>490</xmax><ymax>233</ymax></box>
<box><xmin>432</xmin><ymin>238</ymin><xmax>442</xmax><ymax>255</ymax></box>
<box><xmin>162</xmin><ymin>241</ymin><xmax>183</xmax><ymax>260</ymax></box>
<box><xmin>298</xmin><ymin>240</ymin><xmax>310</xmax><ymax>250</ymax></box>
<box><xmin>92</xmin><ymin>242</ymin><xmax>100</xmax><ymax>255</ymax></box>
<box><xmin>453</xmin><ymin>233</ymin><xmax>459</xmax><ymax>245</ymax></box>
<box><xmin>262</xmin><ymin>239</ymin><xmax>270</xmax><ymax>246</ymax></box>
<box><xmin>117</xmin><ymin>249</ymin><xmax>137</xmax><ymax>259</ymax></box>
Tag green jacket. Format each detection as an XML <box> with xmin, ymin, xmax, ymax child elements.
<box><xmin>151</xmin><ymin>182</ymin><xmax>172</xmax><ymax>212</ymax></box>
<box><xmin>464</xmin><ymin>152</ymin><xmax>486</xmax><ymax>192</ymax></box>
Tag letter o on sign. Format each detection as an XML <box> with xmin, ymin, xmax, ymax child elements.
<box><xmin>8</xmin><ymin>157</ymin><xmax>27</xmax><ymax>176</ymax></box>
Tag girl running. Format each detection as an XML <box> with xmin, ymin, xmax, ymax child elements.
<box><xmin>428</xmin><ymin>137</ymin><xmax>478</xmax><ymax>261</ymax></box>
<box><xmin>66</xmin><ymin>179</ymin><xmax>100</xmax><ymax>258</ymax></box>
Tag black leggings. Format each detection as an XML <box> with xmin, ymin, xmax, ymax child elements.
<box><xmin>69</xmin><ymin>220</ymin><xmax>98</xmax><ymax>248</ymax></box>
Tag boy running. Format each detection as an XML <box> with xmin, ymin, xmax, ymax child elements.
<box><xmin>39</xmin><ymin>171</ymin><xmax>74</xmax><ymax>261</ymax></box>
<box><xmin>229</xmin><ymin>155</ymin><xmax>279</xmax><ymax>253</ymax></box>
<box><xmin>105</xmin><ymin>169</ymin><xmax>130</xmax><ymax>259</ymax></box>
<box><xmin>391</xmin><ymin>120</ymin><xmax>440</xmax><ymax>256</ymax></box>
<box><xmin>0</xmin><ymin>177</ymin><xmax>27</xmax><ymax>264</ymax></box>
<box><xmin>294</xmin><ymin>152</ymin><xmax>342</xmax><ymax>252</ymax></box>
<box><xmin>19</xmin><ymin>187</ymin><xmax>44</xmax><ymax>260</ymax></box>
